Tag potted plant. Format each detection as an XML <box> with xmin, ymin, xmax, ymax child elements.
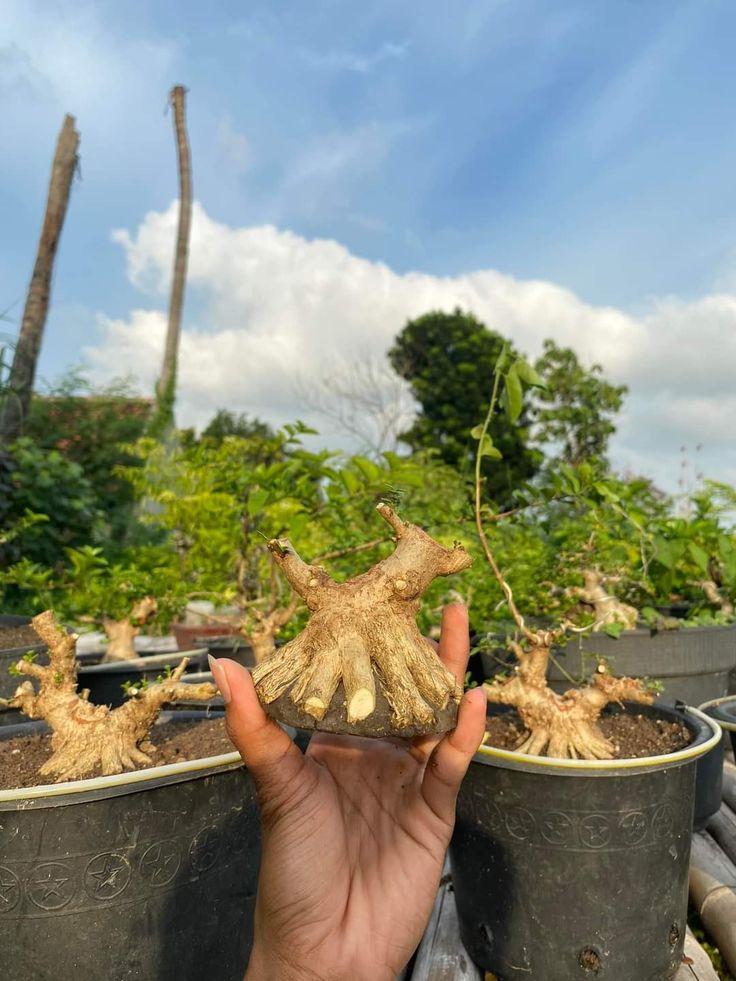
<box><xmin>0</xmin><ymin>548</ymin><xmax>206</xmax><ymax>707</ymax></box>
<box><xmin>548</xmin><ymin>483</ymin><xmax>736</xmax><ymax>707</ymax></box>
<box><xmin>0</xmin><ymin>611</ymin><xmax>260</xmax><ymax>981</ymax></box>
<box><xmin>450</xmin><ymin>348</ymin><xmax>721</xmax><ymax>980</ymax></box>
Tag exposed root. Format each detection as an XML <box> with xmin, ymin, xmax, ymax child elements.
<box><xmin>483</xmin><ymin>634</ymin><xmax>654</xmax><ymax>759</ymax></box>
<box><xmin>7</xmin><ymin>610</ymin><xmax>217</xmax><ymax>781</ymax></box>
<box><xmin>253</xmin><ymin>503</ymin><xmax>472</xmax><ymax>736</ymax></box>
<box><xmin>699</xmin><ymin>579</ymin><xmax>735</xmax><ymax>617</ymax></box>
<box><xmin>102</xmin><ymin>596</ymin><xmax>158</xmax><ymax>663</ymax></box>
<box><xmin>566</xmin><ymin>569</ymin><xmax>638</xmax><ymax>631</ymax></box>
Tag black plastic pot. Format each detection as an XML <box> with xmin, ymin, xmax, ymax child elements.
<box><xmin>0</xmin><ymin>712</ymin><xmax>260</xmax><ymax>981</ymax></box>
<box><xmin>199</xmin><ymin>635</ymin><xmax>256</xmax><ymax>669</ymax></box>
<box><xmin>700</xmin><ymin>697</ymin><xmax>736</xmax><ymax>757</ymax></box>
<box><xmin>0</xmin><ymin>615</ymin><xmax>46</xmax><ymax>701</ymax></box>
<box><xmin>78</xmin><ymin>650</ymin><xmax>208</xmax><ymax>708</ymax></box>
<box><xmin>547</xmin><ymin>624</ymin><xmax>736</xmax><ymax>706</ymax></box>
<box><xmin>449</xmin><ymin>702</ymin><xmax>720</xmax><ymax>981</ymax></box>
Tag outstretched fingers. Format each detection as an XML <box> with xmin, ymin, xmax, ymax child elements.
<box><xmin>209</xmin><ymin>656</ymin><xmax>306</xmax><ymax>794</ymax></box>
<box><xmin>421</xmin><ymin>687</ymin><xmax>487</xmax><ymax>825</ymax></box>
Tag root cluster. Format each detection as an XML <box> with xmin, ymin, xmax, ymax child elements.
<box><xmin>253</xmin><ymin>504</ymin><xmax>472</xmax><ymax>737</ymax></box>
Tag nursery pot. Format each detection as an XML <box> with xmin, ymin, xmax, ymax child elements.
<box><xmin>78</xmin><ymin>650</ymin><xmax>208</xmax><ymax>708</ymax></box>
<box><xmin>171</xmin><ymin>622</ymin><xmax>239</xmax><ymax>651</ymax></box>
<box><xmin>0</xmin><ymin>615</ymin><xmax>47</xmax><ymax>701</ymax></box>
<box><xmin>0</xmin><ymin>712</ymin><xmax>260</xmax><ymax>981</ymax></box>
<box><xmin>449</xmin><ymin>703</ymin><xmax>720</xmax><ymax>981</ymax></box>
<box><xmin>700</xmin><ymin>696</ymin><xmax>736</xmax><ymax>757</ymax></box>
<box><xmin>548</xmin><ymin>624</ymin><xmax>736</xmax><ymax>706</ymax></box>
<box><xmin>198</xmin><ymin>635</ymin><xmax>256</xmax><ymax>669</ymax></box>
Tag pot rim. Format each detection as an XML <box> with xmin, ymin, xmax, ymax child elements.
<box><xmin>76</xmin><ymin>648</ymin><xmax>207</xmax><ymax>674</ymax></box>
<box><xmin>699</xmin><ymin>696</ymin><xmax>736</xmax><ymax>731</ymax></box>
<box><xmin>475</xmin><ymin>704</ymin><xmax>721</xmax><ymax>774</ymax></box>
<box><xmin>0</xmin><ymin>748</ymin><xmax>243</xmax><ymax>805</ymax></box>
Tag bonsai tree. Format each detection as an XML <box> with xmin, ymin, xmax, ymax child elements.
<box><xmin>0</xmin><ymin>546</ymin><xmax>182</xmax><ymax>662</ymax></box>
<box><xmin>471</xmin><ymin>345</ymin><xmax>654</xmax><ymax>759</ymax></box>
<box><xmin>253</xmin><ymin>502</ymin><xmax>472</xmax><ymax>738</ymax></box>
<box><xmin>0</xmin><ymin>610</ymin><xmax>216</xmax><ymax>780</ymax></box>
<box><xmin>119</xmin><ymin>425</ymin><xmax>336</xmax><ymax>662</ymax></box>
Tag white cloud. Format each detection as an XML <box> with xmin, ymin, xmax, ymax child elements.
<box><xmin>301</xmin><ymin>40</ymin><xmax>410</xmax><ymax>74</ymax></box>
<box><xmin>89</xmin><ymin>200</ymin><xmax>736</xmax><ymax>490</ymax></box>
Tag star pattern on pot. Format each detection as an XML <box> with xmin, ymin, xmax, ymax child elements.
<box><xmin>0</xmin><ymin>866</ymin><xmax>20</xmax><ymax>912</ymax></box>
<box><xmin>27</xmin><ymin>863</ymin><xmax>75</xmax><ymax>910</ymax></box>
<box><xmin>140</xmin><ymin>840</ymin><xmax>181</xmax><ymax>887</ymax></box>
<box><xmin>85</xmin><ymin>853</ymin><xmax>131</xmax><ymax>900</ymax></box>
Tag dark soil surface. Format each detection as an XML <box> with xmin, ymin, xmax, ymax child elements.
<box><xmin>483</xmin><ymin>711</ymin><xmax>691</xmax><ymax>759</ymax></box>
<box><xmin>0</xmin><ymin>624</ymin><xmax>43</xmax><ymax>651</ymax></box>
<box><xmin>0</xmin><ymin>717</ymin><xmax>235</xmax><ymax>791</ymax></box>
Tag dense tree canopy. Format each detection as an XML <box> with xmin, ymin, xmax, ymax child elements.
<box><xmin>389</xmin><ymin>309</ymin><xmax>541</xmax><ymax>504</ymax></box>
<box><xmin>532</xmin><ymin>340</ymin><xmax>627</xmax><ymax>465</ymax></box>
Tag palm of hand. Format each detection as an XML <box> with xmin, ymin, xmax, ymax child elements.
<box><xmin>255</xmin><ymin>733</ymin><xmax>452</xmax><ymax>980</ymax></box>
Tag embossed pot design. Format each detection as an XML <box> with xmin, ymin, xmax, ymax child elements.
<box><xmin>0</xmin><ymin>714</ymin><xmax>260</xmax><ymax>981</ymax></box>
<box><xmin>449</xmin><ymin>703</ymin><xmax>720</xmax><ymax>981</ymax></box>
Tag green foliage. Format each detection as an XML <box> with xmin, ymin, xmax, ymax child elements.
<box><xmin>389</xmin><ymin>309</ymin><xmax>542</xmax><ymax>505</ymax></box>
<box><xmin>0</xmin><ymin>544</ymin><xmax>183</xmax><ymax>627</ymax></box>
<box><xmin>532</xmin><ymin>340</ymin><xmax>627</xmax><ymax>465</ymax></box>
<box><xmin>0</xmin><ymin>437</ymin><xmax>104</xmax><ymax>569</ymax></box>
<box><xmin>25</xmin><ymin>370</ymin><xmax>152</xmax><ymax>545</ymax></box>
<box><xmin>198</xmin><ymin>410</ymin><xmax>276</xmax><ymax>447</ymax></box>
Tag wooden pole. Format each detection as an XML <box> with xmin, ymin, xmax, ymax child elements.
<box><xmin>151</xmin><ymin>84</ymin><xmax>192</xmax><ymax>435</ymax></box>
<box><xmin>0</xmin><ymin>115</ymin><xmax>79</xmax><ymax>442</ymax></box>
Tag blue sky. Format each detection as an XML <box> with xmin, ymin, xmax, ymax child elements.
<box><xmin>3</xmin><ymin>0</ymin><xmax>736</xmax><ymax>488</ymax></box>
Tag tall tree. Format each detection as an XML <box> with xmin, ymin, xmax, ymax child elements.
<box><xmin>389</xmin><ymin>309</ymin><xmax>541</xmax><ymax>503</ymax></box>
<box><xmin>0</xmin><ymin>115</ymin><xmax>80</xmax><ymax>442</ymax></box>
<box><xmin>149</xmin><ymin>85</ymin><xmax>192</xmax><ymax>437</ymax></box>
<box><xmin>532</xmin><ymin>340</ymin><xmax>627</xmax><ymax>465</ymax></box>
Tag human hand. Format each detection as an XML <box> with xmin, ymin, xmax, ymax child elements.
<box><xmin>209</xmin><ymin>604</ymin><xmax>486</xmax><ymax>981</ymax></box>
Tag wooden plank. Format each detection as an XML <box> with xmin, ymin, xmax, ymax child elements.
<box><xmin>691</xmin><ymin>830</ymin><xmax>736</xmax><ymax>888</ymax></box>
<box><xmin>706</xmin><ymin>802</ymin><xmax>736</xmax><ymax>871</ymax></box>
<box><xmin>410</xmin><ymin>870</ymin><xmax>482</xmax><ymax>981</ymax></box>
<box><xmin>722</xmin><ymin>761</ymin><xmax>736</xmax><ymax>813</ymax></box>
<box><xmin>672</xmin><ymin>928</ymin><xmax>721</xmax><ymax>980</ymax></box>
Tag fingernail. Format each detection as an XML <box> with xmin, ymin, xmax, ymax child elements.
<box><xmin>208</xmin><ymin>654</ymin><xmax>231</xmax><ymax>704</ymax></box>
<box><xmin>466</xmin><ymin>687</ymin><xmax>486</xmax><ymax>705</ymax></box>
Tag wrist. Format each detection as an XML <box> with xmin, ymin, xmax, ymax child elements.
<box><xmin>245</xmin><ymin>942</ymin><xmax>324</xmax><ymax>981</ymax></box>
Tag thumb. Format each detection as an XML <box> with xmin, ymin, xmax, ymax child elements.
<box><xmin>209</xmin><ymin>656</ymin><xmax>306</xmax><ymax>795</ymax></box>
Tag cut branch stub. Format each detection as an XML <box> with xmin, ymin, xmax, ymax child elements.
<box><xmin>252</xmin><ymin>504</ymin><xmax>472</xmax><ymax>738</ymax></box>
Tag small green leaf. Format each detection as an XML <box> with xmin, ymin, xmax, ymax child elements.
<box><xmin>494</xmin><ymin>343</ymin><xmax>509</xmax><ymax>373</ymax></box>
<box><xmin>479</xmin><ymin>435</ymin><xmax>503</xmax><ymax>460</ymax></box>
<box><xmin>603</xmin><ymin>622</ymin><xmax>625</xmax><ymax>639</ymax></box>
<box><xmin>470</xmin><ymin>424</ymin><xmax>485</xmax><ymax>440</ymax></box>
<box><xmin>504</xmin><ymin>367</ymin><xmax>523</xmax><ymax>423</ymax></box>
<box><xmin>593</xmin><ymin>481</ymin><xmax>620</xmax><ymax>503</ymax></box>
<box><xmin>514</xmin><ymin>360</ymin><xmax>546</xmax><ymax>389</ymax></box>
<box><xmin>687</xmin><ymin>542</ymin><xmax>710</xmax><ymax>574</ymax></box>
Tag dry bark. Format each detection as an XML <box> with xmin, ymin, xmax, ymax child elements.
<box><xmin>699</xmin><ymin>579</ymin><xmax>735</xmax><ymax>617</ymax></box>
<box><xmin>0</xmin><ymin>115</ymin><xmax>80</xmax><ymax>441</ymax></box>
<box><xmin>101</xmin><ymin>596</ymin><xmax>159</xmax><ymax>663</ymax></box>
<box><xmin>566</xmin><ymin>569</ymin><xmax>638</xmax><ymax>630</ymax></box>
<box><xmin>253</xmin><ymin>503</ymin><xmax>472</xmax><ymax>737</ymax></box>
<box><xmin>153</xmin><ymin>84</ymin><xmax>192</xmax><ymax>428</ymax></box>
<box><xmin>3</xmin><ymin>611</ymin><xmax>216</xmax><ymax>781</ymax></box>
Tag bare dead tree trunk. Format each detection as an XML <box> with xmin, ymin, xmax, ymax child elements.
<box><xmin>151</xmin><ymin>84</ymin><xmax>192</xmax><ymax>435</ymax></box>
<box><xmin>0</xmin><ymin>115</ymin><xmax>79</xmax><ymax>443</ymax></box>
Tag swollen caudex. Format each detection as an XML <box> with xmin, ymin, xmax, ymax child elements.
<box><xmin>253</xmin><ymin>503</ymin><xmax>472</xmax><ymax>738</ymax></box>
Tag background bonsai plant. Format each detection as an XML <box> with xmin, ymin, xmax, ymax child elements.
<box><xmin>470</xmin><ymin>345</ymin><xmax>655</xmax><ymax>759</ymax></box>
<box><xmin>0</xmin><ymin>545</ymin><xmax>183</xmax><ymax>661</ymax></box>
<box><xmin>0</xmin><ymin>609</ymin><xmax>216</xmax><ymax>780</ymax></box>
